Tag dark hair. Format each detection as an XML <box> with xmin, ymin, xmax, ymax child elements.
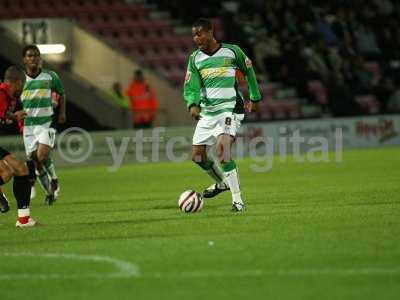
<box><xmin>4</xmin><ymin>65</ymin><xmax>25</xmax><ymax>82</ymax></box>
<box><xmin>192</xmin><ymin>18</ymin><xmax>213</xmax><ymax>31</ymax></box>
<box><xmin>22</xmin><ymin>44</ymin><xmax>40</xmax><ymax>57</ymax></box>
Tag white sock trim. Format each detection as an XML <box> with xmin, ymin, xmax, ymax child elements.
<box><xmin>18</xmin><ymin>208</ymin><xmax>30</xmax><ymax>218</ymax></box>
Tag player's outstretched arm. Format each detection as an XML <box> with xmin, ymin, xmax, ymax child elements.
<box><xmin>232</xmin><ymin>45</ymin><xmax>262</xmax><ymax>104</ymax></box>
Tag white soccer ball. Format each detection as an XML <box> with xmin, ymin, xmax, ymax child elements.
<box><xmin>178</xmin><ymin>190</ymin><xmax>204</xmax><ymax>213</ymax></box>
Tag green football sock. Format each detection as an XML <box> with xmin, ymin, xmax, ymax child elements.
<box><xmin>196</xmin><ymin>159</ymin><xmax>225</xmax><ymax>184</ymax></box>
<box><xmin>37</xmin><ymin>171</ymin><xmax>53</xmax><ymax>196</ymax></box>
<box><xmin>44</xmin><ymin>158</ymin><xmax>58</xmax><ymax>180</ymax></box>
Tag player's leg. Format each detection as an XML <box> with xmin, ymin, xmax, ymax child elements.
<box><xmin>216</xmin><ymin>113</ymin><xmax>245</xmax><ymax>211</ymax></box>
<box><xmin>25</xmin><ymin>150</ymin><xmax>37</xmax><ymax>200</ymax></box>
<box><xmin>0</xmin><ymin>161</ymin><xmax>12</xmax><ymax>213</ymax></box>
<box><xmin>0</xmin><ymin>160</ymin><xmax>13</xmax><ymax>184</ymax></box>
<box><xmin>26</xmin><ymin>158</ymin><xmax>37</xmax><ymax>199</ymax></box>
<box><xmin>36</xmin><ymin>127</ymin><xmax>57</xmax><ymax>205</ymax></box>
<box><xmin>39</xmin><ymin>117</ymin><xmax>59</xmax><ymax>196</ymax></box>
<box><xmin>32</xmin><ymin>150</ymin><xmax>50</xmax><ymax>195</ymax></box>
<box><xmin>43</xmin><ymin>157</ymin><xmax>60</xmax><ymax>198</ymax></box>
<box><xmin>23</xmin><ymin>128</ymin><xmax>38</xmax><ymax>199</ymax></box>
<box><xmin>1</xmin><ymin>154</ymin><xmax>36</xmax><ymax>226</ymax></box>
<box><xmin>0</xmin><ymin>187</ymin><xmax>9</xmax><ymax>213</ymax></box>
<box><xmin>34</xmin><ymin>144</ymin><xmax>55</xmax><ymax>205</ymax></box>
<box><xmin>216</xmin><ymin>133</ymin><xmax>244</xmax><ymax>211</ymax></box>
<box><xmin>191</xmin><ymin>119</ymin><xmax>228</xmax><ymax>198</ymax></box>
<box><xmin>193</xmin><ymin>145</ymin><xmax>229</xmax><ymax>198</ymax></box>
<box><xmin>193</xmin><ymin>148</ymin><xmax>226</xmax><ymax>184</ymax></box>
<box><xmin>0</xmin><ymin>147</ymin><xmax>11</xmax><ymax>213</ymax></box>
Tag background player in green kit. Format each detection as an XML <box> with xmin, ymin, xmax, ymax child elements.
<box><xmin>183</xmin><ymin>19</ymin><xmax>262</xmax><ymax>212</ymax></box>
<box><xmin>21</xmin><ymin>45</ymin><xmax>66</xmax><ymax>205</ymax></box>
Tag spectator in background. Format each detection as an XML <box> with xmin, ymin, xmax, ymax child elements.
<box><xmin>373</xmin><ymin>0</ymin><xmax>394</xmax><ymax>17</ymax></box>
<box><xmin>314</xmin><ymin>14</ymin><xmax>339</xmax><ymax>46</ymax></box>
<box><xmin>377</xmin><ymin>19</ymin><xmax>400</xmax><ymax>60</ymax></box>
<box><xmin>304</xmin><ymin>40</ymin><xmax>330</xmax><ymax>82</ymax></box>
<box><xmin>281</xmin><ymin>36</ymin><xmax>308</xmax><ymax>94</ymax></box>
<box><xmin>387</xmin><ymin>87</ymin><xmax>400</xmax><ymax>112</ymax></box>
<box><xmin>354</xmin><ymin>23</ymin><xmax>381</xmax><ymax>60</ymax></box>
<box><xmin>253</xmin><ymin>32</ymin><xmax>282</xmax><ymax>79</ymax></box>
<box><xmin>110</xmin><ymin>82</ymin><xmax>129</xmax><ymax>109</ymax></box>
<box><xmin>125</xmin><ymin>69</ymin><xmax>159</xmax><ymax>128</ymax></box>
<box><xmin>283</xmin><ymin>10</ymin><xmax>299</xmax><ymax>36</ymax></box>
<box><xmin>331</xmin><ymin>7</ymin><xmax>355</xmax><ymax>51</ymax></box>
<box><xmin>351</xmin><ymin>56</ymin><xmax>375</xmax><ymax>94</ymax></box>
<box><xmin>374</xmin><ymin>76</ymin><xmax>395</xmax><ymax>112</ymax></box>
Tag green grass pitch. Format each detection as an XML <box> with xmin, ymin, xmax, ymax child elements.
<box><xmin>0</xmin><ymin>147</ymin><xmax>399</xmax><ymax>300</ymax></box>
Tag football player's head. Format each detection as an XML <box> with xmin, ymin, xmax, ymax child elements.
<box><xmin>4</xmin><ymin>65</ymin><xmax>26</xmax><ymax>98</ymax></box>
<box><xmin>22</xmin><ymin>44</ymin><xmax>41</xmax><ymax>73</ymax></box>
<box><xmin>192</xmin><ymin>18</ymin><xmax>215</xmax><ymax>52</ymax></box>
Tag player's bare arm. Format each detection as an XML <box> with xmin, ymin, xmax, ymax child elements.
<box><xmin>245</xmin><ymin>101</ymin><xmax>259</xmax><ymax>113</ymax></box>
<box><xmin>6</xmin><ymin>110</ymin><xmax>27</xmax><ymax>122</ymax></box>
<box><xmin>189</xmin><ymin>105</ymin><xmax>201</xmax><ymax>120</ymax></box>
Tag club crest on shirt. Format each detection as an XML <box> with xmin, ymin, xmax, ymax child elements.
<box><xmin>245</xmin><ymin>57</ymin><xmax>252</xmax><ymax>68</ymax></box>
<box><xmin>185</xmin><ymin>71</ymin><xmax>191</xmax><ymax>83</ymax></box>
<box><xmin>224</xmin><ymin>58</ymin><xmax>234</xmax><ymax>66</ymax></box>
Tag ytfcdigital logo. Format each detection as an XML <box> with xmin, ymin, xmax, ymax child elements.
<box><xmin>56</xmin><ymin>127</ymin><xmax>343</xmax><ymax>172</ymax></box>
<box><xmin>57</xmin><ymin>127</ymin><xmax>93</xmax><ymax>163</ymax></box>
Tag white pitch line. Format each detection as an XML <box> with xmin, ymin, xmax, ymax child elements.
<box><xmin>0</xmin><ymin>252</ymin><xmax>139</xmax><ymax>280</ymax></box>
<box><xmin>1</xmin><ymin>253</ymin><xmax>399</xmax><ymax>280</ymax></box>
<box><xmin>145</xmin><ymin>267</ymin><xmax>400</xmax><ymax>279</ymax></box>
<box><xmin>148</xmin><ymin>270</ymin><xmax>264</xmax><ymax>279</ymax></box>
<box><xmin>273</xmin><ymin>268</ymin><xmax>400</xmax><ymax>276</ymax></box>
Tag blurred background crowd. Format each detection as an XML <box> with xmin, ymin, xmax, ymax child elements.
<box><xmin>156</xmin><ymin>0</ymin><xmax>400</xmax><ymax>116</ymax></box>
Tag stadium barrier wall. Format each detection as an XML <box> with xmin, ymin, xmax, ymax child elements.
<box><xmin>1</xmin><ymin>114</ymin><xmax>399</xmax><ymax>168</ymax></box>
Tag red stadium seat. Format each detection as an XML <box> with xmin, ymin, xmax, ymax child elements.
<box><xmin>308</xmin><ymin>80</ymin><xmax>328</xmax><ymax>105</ymax></box>
<box><xmin>0</xmin><ymin>0</ymin><xmax>213</xmax><ymax>86</ymax></box>
<box><xmin>364</xmin><ymin>61</ymin><xmax>381</xmax><ymax>85</ymax></box>
<box><xmin>355</xmin><ymin>95</ymin><xmax>380</xmax><ymax>114</ymax></box>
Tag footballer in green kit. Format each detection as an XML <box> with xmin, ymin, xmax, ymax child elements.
<box><xmin>183</xmin><ymin>18</ymin><xmax>262</xmax><ymax>212</ymax></box>
<box><xmin>21</xmin><ymin>45</ymin><xmax>66</xmax><ymax>205</ymax></box>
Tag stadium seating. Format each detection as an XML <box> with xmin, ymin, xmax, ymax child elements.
<box><xmin>0</xmin><ymin>0</ymin><xmax>189</xmax><ymax>86</ymax></box>
<box><xmin>307</xmin><ymin>80</ymin><xmax>329</xmax><ymax>106</ymax></box>
<box><xmin>363</xmin><ymin>61</ymin><xmax>381</xmax><ymax>85</ymax></box>
<box><xmin>355</xmin><ymin>95</ymin><xmax>380</xmax><ymax>114</ymax></box>
<box><xmin>4</xmin><ymin>0</ymin><xmax>392</xmax><ymax>122</ymax></box>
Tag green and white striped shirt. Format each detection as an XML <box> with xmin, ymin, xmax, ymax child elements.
<box><xmin>21</xmin><ymin>69</ymin><xmax>64</xmax><ymax>127</ymax></box>
<box><xmin>183</xmin><ymin>43</ymin><xmax>261</xmax><ymax>117</ymax></box>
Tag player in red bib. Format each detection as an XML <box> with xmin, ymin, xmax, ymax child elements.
<box><xmin>0</xmin><ymin>66</ymin><xmax>37</xmax><ymax>227</ymax></box>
